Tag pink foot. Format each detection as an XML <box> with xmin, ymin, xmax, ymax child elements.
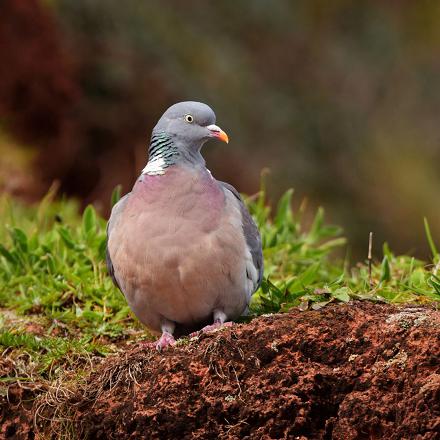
<box><xmin>155</xmin><ymin>332</ymin><xmax>176</xmax><ymax>351</ymax></box>
<box><xmin>189</xmin><ymin>321</ymin><xmax>233</xmax><ymax>338</ymax></box>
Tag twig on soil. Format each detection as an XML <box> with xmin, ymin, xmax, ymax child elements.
<box><xmin>225</xmin><ymin>419</ymin><xmax>250</xmax><ymax>436</ymax></box>
<box><xmin>232</xmin><ymin>366</ymin><xmax>244</xmax><ymax>402</ymax></box>
<box><xmin>368</xmin><ymin>232</ymin><xmax>373</xmax><ymax>288</ymax></box>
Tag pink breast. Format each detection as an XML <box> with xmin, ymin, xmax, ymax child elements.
<box><xmin>128</xmin><ymin>166</ymin><xmax>225</xmax><ymax>228</ymax></box>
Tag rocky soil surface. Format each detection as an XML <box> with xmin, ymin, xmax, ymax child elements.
<box><xmin>2</xmin><ymin>302</ymin><xmax>439</xmax><ymax>439</ymax></box>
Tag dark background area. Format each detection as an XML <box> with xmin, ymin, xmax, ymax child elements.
<box><xmin>1</xmin><ymin>0</ymin><xmax>439</xmax><ymax>259</ymax></box>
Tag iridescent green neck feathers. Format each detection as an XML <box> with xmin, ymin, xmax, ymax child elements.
<box><xmin>142</xmin><ymin>132</ymin><xmax>179</xmax><ymax>175</ymax></box>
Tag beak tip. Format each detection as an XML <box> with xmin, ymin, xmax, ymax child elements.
<box><xmin>207</xmin><ymin>124</ymin><xmax>229</xmax><ymax>144</ymax></box>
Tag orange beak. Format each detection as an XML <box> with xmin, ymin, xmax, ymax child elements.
<box><xmin>207</xmin><ymin>124</ymin><xmax>229</xmax><ymax>144</ymax></box>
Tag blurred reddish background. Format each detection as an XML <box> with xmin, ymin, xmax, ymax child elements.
<box><xmin>1</xmin><ymin>0</ymin><xmax>440</xmax><ymax>259</ymax></box>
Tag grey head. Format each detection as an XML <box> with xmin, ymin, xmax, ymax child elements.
<box><xmin>143</xmin><ymin>101</ymin><xmax>229</xmax><ymax>175</ymax></box>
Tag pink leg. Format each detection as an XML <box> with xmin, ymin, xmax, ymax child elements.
<box><xmin>190</xmin><ymin>310</ymin><xmax>232</xmax><ymax>337</ymax></box>
<box><xmin>155</xmin><ymin>332</ymin><xmax>176</xmax><ymax>351</ymax></box>
<box><xmin>140</xmin><ymin>319</ymin><xmax>175</xmax><ymax>351</ymax></box>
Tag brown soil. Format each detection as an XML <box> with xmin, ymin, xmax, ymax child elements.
<box><xmin>2</xmin><ymin>302</ymin><xmax>440</xmax><ymax>439</ymax></box>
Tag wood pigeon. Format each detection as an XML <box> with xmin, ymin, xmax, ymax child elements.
<box><xmin>106</xmin><ymin>102</ymin><xmax>263</xmax><ymax>350</ymax></box>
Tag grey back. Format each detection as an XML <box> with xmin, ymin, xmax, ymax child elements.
<box><xmin>219</xmin><ymin>181</ymin><xmax>264</xmax><ymax>289</ymax></box>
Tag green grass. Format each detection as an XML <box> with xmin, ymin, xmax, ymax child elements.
<box><xmin>0</xmin><ymin>180</ymin><xmax>439</xmax><ymax>385</ymax></box>
<box><xmin>0</xmin><ymin>190</ymin><xmax>129</xmax><ymax>338</ymax></box>
<box><xmin>247</xmin><ymin>178</ymin><xmax>439</xmax><ymax>313</ymax></box>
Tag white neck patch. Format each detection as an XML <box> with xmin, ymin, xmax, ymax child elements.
<box><xmin>142</xmin><ymin>154</ymin><xmax>167</xmax><ymax>175</ymax></box>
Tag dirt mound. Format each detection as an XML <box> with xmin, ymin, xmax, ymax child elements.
<box><xmin>3</xmin><ymin>302</ymin><xmax>440</xmax><ymax>439</ymax></box>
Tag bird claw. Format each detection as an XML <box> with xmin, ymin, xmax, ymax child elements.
<box><xmin>189</xmin><ymin>321</ymin><xmax>233</xmax><ymax>338</ymax></box>
<box><xmin>155</xmin><ymin>332</ymin><xmax>176</xmax><ymax>351</ymax></box>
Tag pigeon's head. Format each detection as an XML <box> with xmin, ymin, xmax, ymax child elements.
<box><xmin>153</xmin><ymin>101</ymin><xmax>229</xmax><ymax>149</ymax></box>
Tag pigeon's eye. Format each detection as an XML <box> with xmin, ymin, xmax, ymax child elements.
<box><xmin>184</xmin><ymin>114</ymin><xmax>194</xmax><ymax>123</ymax></box>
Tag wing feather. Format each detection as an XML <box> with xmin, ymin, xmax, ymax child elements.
<box><xmin>219</xmin><ymin>181</ymin><xmax>263</xmax><ymax>291</ymax></box>
<box><xmin>106</xmin><ymin>193</ymin><xmax>130</xmax><ymax>290</ymax></box>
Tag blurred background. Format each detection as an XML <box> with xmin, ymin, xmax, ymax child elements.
<box><xmin>1</xmin><ymin>0</ymin><xmax>439</xmax><ymax>259</ymax></box>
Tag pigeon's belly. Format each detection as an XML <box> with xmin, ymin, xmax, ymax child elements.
<box><xmin>108</xmin><ymin>170</ymin><xmax>249</xmax><ymax>333</ymax></box>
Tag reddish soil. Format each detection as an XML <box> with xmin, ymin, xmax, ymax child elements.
<box><xmin>2</xmin><ymin>302</ymin><xmax>440</xmax><ymax>439</ymax></box>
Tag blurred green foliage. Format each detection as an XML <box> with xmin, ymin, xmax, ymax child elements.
<box><xmin>2</xmin><ymin>0</ymin><xmax>440</xmax><ymax>258</ymax></box>
<box><xmin>53</xmin><ymin>0</ymin><xmax>440</xmax><ymax>258</ymax></box>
